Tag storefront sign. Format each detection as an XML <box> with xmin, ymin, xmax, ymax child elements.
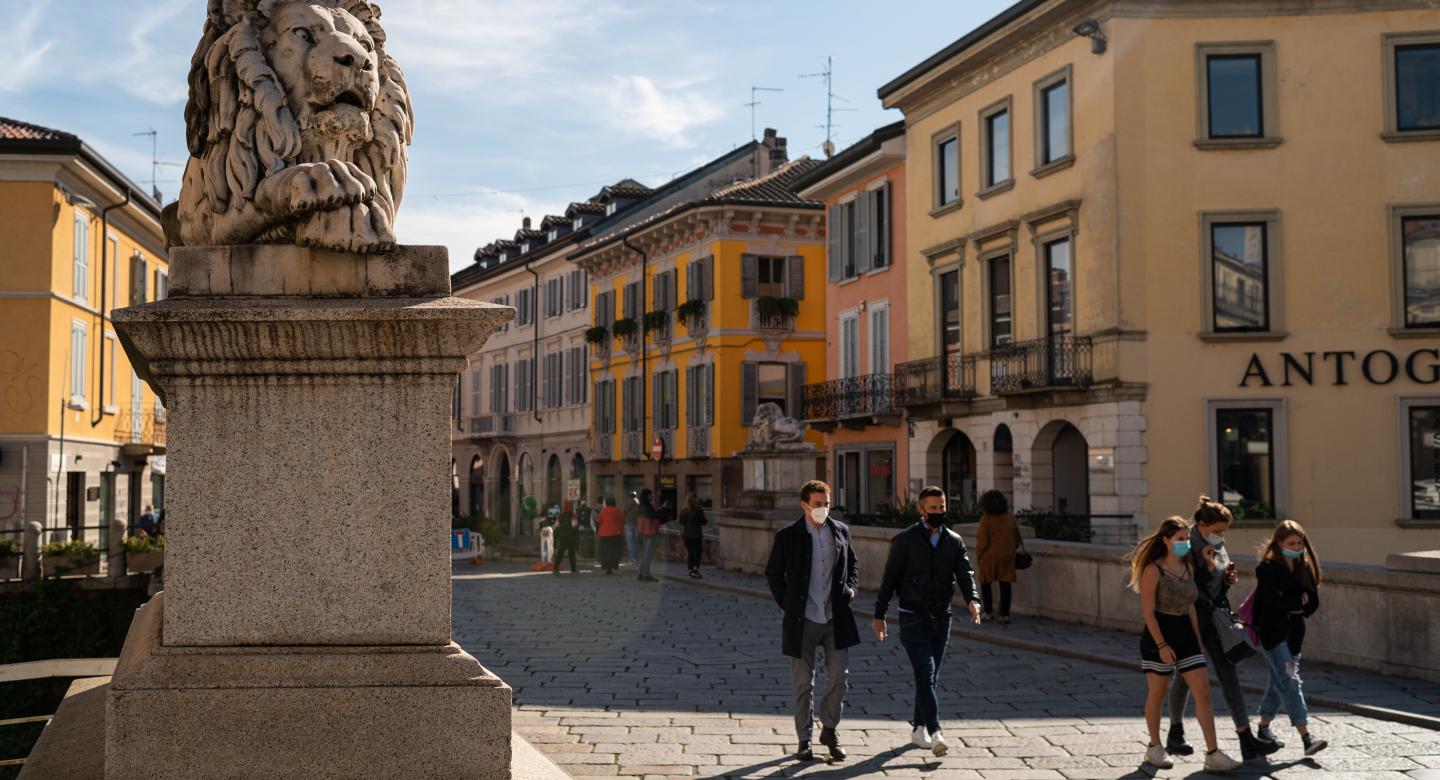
<box><xmin>1241</xmin><ymin>348</ymin><xmax>1440</xmax><ymax>388</ymax></box>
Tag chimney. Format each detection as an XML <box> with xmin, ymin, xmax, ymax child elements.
<box><xmin>522</xmin><ymin>216</ymin><xmax>532</xmax><ymax>230</ymax></box>
<box><xmin>760</xmin><ymin>128</ymin><xmax>787</xmax><ymax>175</ymax></box>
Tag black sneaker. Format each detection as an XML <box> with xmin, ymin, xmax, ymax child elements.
<box><xmin>1302</xmin><ymin>733</ymin><xmax>1327</xmax><ymax>756</ymax></box>
<box><xmin>1239</xmin><ymin>728</ymin><xmax>1281</xmax><ymax>761</ymax></box>
<box><xmin>819</xmin><ymin>727</ymin><xmax>846</xmax><ymax>761</ymax></box>
<box><xmin>795</xmin><ymin>741</ymin><xmax>815</xmax><ymax>761</ymax></box>
<box><xmin>1166</xmin><ymin>723</ymin><xmax>1194</xmax><ymax>756</ymax></box>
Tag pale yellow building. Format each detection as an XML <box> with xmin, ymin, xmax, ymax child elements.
<box><xmin>883</xmin><ymin>1</ymin><xmax>1440</xmax><ymax>562</ymax></box>
<box><xmin>0</xmin><ymin>117</ymin><xmax>170</xmax><ymax>553</ymax></box>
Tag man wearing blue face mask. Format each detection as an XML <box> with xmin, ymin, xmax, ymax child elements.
<box><xmin>872</xmin><ymin>485</ymin><xmax>981</xmax><ymax>757</ymax></box>
<box><xmin>764</xmin><ymin>480</ymin><xmax>860</xmax><ymax>762</ymax></box>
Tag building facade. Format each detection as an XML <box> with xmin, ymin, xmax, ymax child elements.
<box><xmin>0</xmin><ymin>117</ymin><xmax>170</xmax><ymax>552</ymax></box>
<box><xmin>793</xmin><ymin>122</ymin><xmax>913</xmax><ymax>519</ymax></box>
<box><xmin>881</xmin><ymin>0</ymin><xmax>1440</xmax><ymax>561</ymax></box>
<box><xmin>575</xmin><ymin>158</ymin><xmax>827</xmax><ymax>513</ymax></box>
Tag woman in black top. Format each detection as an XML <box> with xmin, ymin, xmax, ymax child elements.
<box><xmin>1251</xmin><ymin>520</ymin><xmax>1327</xmax><ymax>756</ymax></box>
<box><xmin>678</xmin><ymin>493</ymin><xmax>708</xmax><ymax>579</ymax></box>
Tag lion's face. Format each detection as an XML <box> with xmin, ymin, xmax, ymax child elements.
<box><xmin>261</xmin><ymin>2</ymin><xmax>380</xmax><ymax>156</ymax></box>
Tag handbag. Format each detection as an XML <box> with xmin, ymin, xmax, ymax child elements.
<box><xmin>1011</xmin><ymin>516</ymin><xmax>1034</xmax><ymax>570</ymax></box>
<box><xmin>1210</xmin><ymin>604</ymin><xmax>1258</xmax><ymax>664</ymax></box>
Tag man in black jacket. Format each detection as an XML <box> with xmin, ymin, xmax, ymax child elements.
<box><xmin>872</xmin><ymin>486</ymin><xmax>980</xmax><ymax>757</ymax></box>
<box><xmin>764</xmin><ymin>480</ymin><xmax>860</xmax><ymax>762</ymax></box>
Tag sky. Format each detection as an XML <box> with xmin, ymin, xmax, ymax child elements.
<box><xmin>0</xmin><ymin>0</ymin><xmax>1015</xmax><ymax>272</ymax></box>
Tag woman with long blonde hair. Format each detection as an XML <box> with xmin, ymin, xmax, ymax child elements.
<box><xmin>1251</xmin><ymin>520</ymin><xmax>1327</xmax><ymax>755</ymax></box>
<box><xmin>1128</xmin><ymin>517</ymin><xmax>1240</xmax><ymax>773</ymax></box>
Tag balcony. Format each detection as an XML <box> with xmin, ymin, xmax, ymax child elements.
<box><xmin>465</xmin><ymin>415</ymin><xmax>516</xmax><ymax>438</ymax></box>
<box><xmin>592</xmin><ymin>432</ymin><xmax>614</xmax><ymax>461</ymax></box>
<box><xmin>622</xmin><ymin>431</ymin><xmax>644</xmax><ymax>460</ymax></box>
<box><xmin>989</xmin><ymin>336</ymin><xmax>1093</xmax><ymax>394</ymax></box>
<box><xmin>894</xmin><ymin>353</ymin><xmax>977</xmax><ymax>408</ymax></box>
<box><xmin>643</xmin><ymin>312</ymin><xmax>672</xmax><ymax>345</ymax></box>
<box><xmin>114</xmin><ymin>409</ymin><xmax>166</xmax><ymax>454</ymax></box>
<box><xmin>687</xmin><ymin>426</ymin><xmax>711</xmax><ymax>459</ymax></box>
<box><xmin>804</xmin><ymin>374</ymin><xmax>901</xmax><ymax>430</ymax></box>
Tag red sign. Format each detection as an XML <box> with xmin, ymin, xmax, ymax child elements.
<box><xmin>651</xmin><ymin>437</ymin><xmax>664</xmax><ymax>460</ymax></box>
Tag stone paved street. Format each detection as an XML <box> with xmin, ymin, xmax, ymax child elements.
<box><xmin>453</xmin><ymin>562</ymin><xmax>1440</xmax><ymax>779</ymax></box>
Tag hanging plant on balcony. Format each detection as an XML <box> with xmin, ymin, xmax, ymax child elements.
<box><xmin>676</xmin><ymin>299</ymin><xmax>706</xmax><ymax>328</ymax></box>
<box><xmin>643</xmin><ymin>311</ymin><xmax>670</xmax><ymax>334</ymax></box>
<box><xmin>611</xmin><ymin>318</ymin><xmax>638</xmax><ymax>339</ymax></box>
<box><xmin>584</xmin><ymin>326</ymin><xmax>609</xmax><ymax>345</ymax></box>
<box><xmin>756</xmin><ymin>296</ymin><xmax>800</xmax><ymax>320</ymax></box>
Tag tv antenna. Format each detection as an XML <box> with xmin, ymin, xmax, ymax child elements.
<box><xmin>745</xmin><ymin>86</ymin><xmax>784</xmax><ymax>141</ymax></box>
<box><xmin>132</xmin><ymin>129</ymin><xmax>182</xmax><ymax>202</ymax></box>
<box><xmin>799</xmin><ymin>56</ymin><xmax>855</xmax><ymax>157</ymax></box>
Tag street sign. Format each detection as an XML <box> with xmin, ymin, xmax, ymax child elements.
<box><xmin>651</xmin><ymin>437</ymin><xmax>664</xmax><ymax>460</ymax></box>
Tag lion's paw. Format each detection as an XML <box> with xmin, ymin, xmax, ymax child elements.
<box><xmin>258</xmin><ymin>161</ymin><xmax>379</xmax><ymax>217</ymax></box>
<box><xmin>296</xmin><ymin>202</ymin><xmax>396</xmax><ymax>254</ymax></box>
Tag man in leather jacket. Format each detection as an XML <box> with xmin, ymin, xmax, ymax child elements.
<box><xmin>872</xmin><ymin>486</ymin><xmax>981</xmax><ymax>757</ymax></box>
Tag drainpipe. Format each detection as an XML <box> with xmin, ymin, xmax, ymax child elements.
<box><xmin>622</xmin><ymin>235</ymin><xmax>648</xmax><ymax>464</ymax></box>
<box><xmin>93</xmin><ymin>187</ymin><xmax>132</xmax><ymax>428</ymax></box>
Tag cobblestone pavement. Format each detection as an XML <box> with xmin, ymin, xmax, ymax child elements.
<box><xmin>453</xmin><ymin>562</ymin><xmax>1440</xmax><ymax>779</ymax></box>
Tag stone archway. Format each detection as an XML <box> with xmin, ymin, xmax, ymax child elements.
<box><xmin>546</xmin><ymin>454</ymin><xmax>563</xmax><ymax>510</ymax></box>
<box><xmin>925</xmin><ymin>429</ymin><xmax>977</xmax><ymax>509</ymax></box>
<box><xmin>1032</xmin><ymin>420</ymin><xmax>1089</xmax><ymax>517</ymax></box>
<box><xmin>494</xmin><ymin>450</ymin><xmax>513</xmax><ymax>534</ymax></box>
<box><xmin>993</xmin><ymin>423</ymin><xmax>1014</xmax><ymax>507</ymax></box>
<box><xmin>571</xmin><ymin>453</ymin><xmax>587</xmax><ymax>504</ymax></box>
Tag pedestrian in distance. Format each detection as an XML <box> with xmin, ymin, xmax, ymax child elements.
<box><xmin>538</xmin><ymin>515</ymin><xmax>555</xmax><ymax>566</ymax></box>
<box><xmin>678</xmin><ymin>493</ymin><xmax>708</xmax><ymax>579</ymax></box>
<box><xmin>1129</xmin><ymin>516</ymin><xmax>1242</xmax><ymax>773</ymax></box>
<box><xmin>764</xmin><ymin>480</ymin><xmax>859</xmax><ymax>763</ymax></box>
<box><xmin>622</xmin><ymin>493</ymin><xmax>641</xmax><ymax>564</ymax></box>
<box><xmin>1251</xmin><ymin>520</ymin><xmax>1327</xmax><ymax>756</ymax></box>
<box><xmin>974</xmin><ymin>489</ymin><xmax>1020</xmax><ymax>625</ymax></box>
<box><xmin>1167</xmin><ymin>497</ymin><xmax>1281</xmax><ymax>761</ymax></box>
<box><xmin>595</xmin><ymin>497</ymin><xmax>625</xmax><ymax>574</ymax></box>
<box><xmin>872</xmin><ymin>485</ymin><xmax>981</xmax><ymax>758</ymax></box>
<box><xmin>552</xmin><ymin>505</ymin><xmax>580</xmax><ymax>576</ymax></box>
<box><xmin>636</xmin><ymin>489</ymin><xmax>667</xmax><ymax>582</ymax></box>
<box><xmin>136</xmin><ymin>505</ymin><xmax>159</xmax><ymax>538</ymax></box>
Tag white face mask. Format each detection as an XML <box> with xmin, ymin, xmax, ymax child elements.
<box><xmin>809</xmin><ymin>507</ymin><xmax>829</xmax><ymax>523</ymax></box>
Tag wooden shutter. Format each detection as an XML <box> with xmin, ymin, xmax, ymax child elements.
<box><xmin>685</xmin><ymin>366</ymin><xmax>695</xmax><ymax>427</ymax></box>
<box><xmin>827</xmin><ymin>204</ymin><xmax>843</xmax><ymax>282</ymax></box>
<box><xmin>787</xmin><ymin>255</ymin><xmax>804</xmax><ymax>300</ymax></box>
<box><xmin>741</xmin><ymin>362</ymin><xmax>758</xmax><ymax>425</ymax></box>
<box><xmin>652</xmin><ymin>272</ymin><xmax>663</xmax><ymax>309</ymax></box>
<box><xmin>856</xmin><ymin>190</ymin><xmax>873</xmax><ymax>275</ymax></box>
<box><xmin>705</xmin><ymin>362</ymin><xmax>715</xmax><ymax>425</ymax></box>
<box><xmin>703</xmin><ymin>255</ymin><xmax>715</xmax><ymax>300</ymax></box>
<box><xmin>741</xmin><ymin>254</ymin><xmax>758</xmax><ymax>299</ymax></box>
<box><xmin>652</xmin><ymin>374</ymin><xmax>662</xmax><ymax>435</ymax></box>
<box><xmin>879</xmin><ymin>183</ymin><xmax>892</xmax><ymax>268</ymax></box>
<box><xmin>788</xmin><ymin>362</ymin><xmax>807</xmax><ymax>419</ymax></box>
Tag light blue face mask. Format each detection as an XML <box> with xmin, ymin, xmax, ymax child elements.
<box><xmin>1281</xmin><ymin>547</ymin><xmax>1305</xmax><ymax>560</ymax></box>
<box><xmin>1171</xmin><ymin>540</ymin><xmax>1192</xmax><ymax>557</ymax></box>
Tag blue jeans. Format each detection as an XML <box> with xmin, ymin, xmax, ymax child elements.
<box><xmin>638</xmin><ymin>534</ymin><xmax>660</xmax><ymax>577</ymax></box>
<box><xmin>1258</xmin><ymin>642</ymin><xmax>1308</xmax><ymax>727</ymax></box>
<box><xmin>899</xmin><ymin>611</ymin><xmax>951</xmax><ymax>734</ymax></box>
<box><xmin>624</xmin><ymin>524</ymin><xmax>638</xmax><ymax>562</ymax></box>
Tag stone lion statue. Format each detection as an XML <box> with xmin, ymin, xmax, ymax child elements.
<box><xmin>168</xmin><ymin>0</ymin><xmax>414</xmax><ymax>253</ymax></box>
<box><xmin>749</xmin><ymin>402</ymin><xmax>806</xmax><ymax>448</ymax></box>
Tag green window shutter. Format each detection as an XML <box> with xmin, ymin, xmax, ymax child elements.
<box><xmin>856</xmin><ymin>190</ymin><xmax>873</xmax><ymax>275</ymax></box>
<box><xmin>705</xmin><ymin>362</ymin><xmax>715</xmax><ymax>426</ymax></box>
<box><xmin>741</xmin><ymin>254</ymin><xmax>758</xmax><ymax>299</ymax></box>
<box><xmin>827</xmin><ymin>204</ymin><xmax>843</xmax><ymax>282</ymax></box>
<box><xmin>787</xmin><ymin>255</ymin><xmax>804</xmax><ymax>300</ymax></box>
<box><xmin>788</xmin><ymin>362</ymin><xmax>807</xmax><ymax>419</ymax></box>
<box><xmin>703</xmin><ymin>255</ymin><xmax>715</xmax><ymax>301</ymax></box>
<box><xmin>741</xmin><ymin>362</ymin><xmax>758</xmax><ymax>425</ymax></box>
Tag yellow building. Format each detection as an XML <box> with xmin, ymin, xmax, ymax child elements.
<box><xmin>882</xmin><ymin>1</ymin><xmax>1440</xmax><ymax>562</ymax></box>
<box><xmin>573</xmin><ymin>159</ymin><xmax>827</xmax><ymax>511</ymax></box>
<box><xmin>0</xmin><ymin>117</ymin><xmax>170</xmax><ymax>553</ymax></box>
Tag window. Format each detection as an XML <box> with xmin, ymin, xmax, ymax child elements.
<box><xmin>1213</xmin><ymin>406</ymin><xmax>1278</xmax><ymax>520</ymax></box>
<box><xmin>1033</xmin><ymin>66</ymin><xmax>1073</xmax><ymax>174</ymax></box>
<box><xmin>622</xmin><ymin>376</ymin><xmax>642</xmax><ymax>432</ymax></box>
<box><xmin>757</xmin><ymin>256</ymin><xmax>786</xmax><ymax>298</ymax></box>
<box><xmin>1210</xmin><ymin>222</ymin><xmax>1269</xmax><ymax>332</ymax></box>
<box><xmin>866</xmin><ymin>449</ymin><xmax>896</xmax><ymax>513</ymax></box>
<box><xmin>1384</xmin><ymin>33</ymin><xmax>1440</xmax><ymax>139</ymax></box>
<box><xmin>828</xmin><ymin>185</ymin><xmax>892</xmax><ymax>282</ymax></box>
<box><xmin>1195</xmin><ymin>42</ymin><xmax>1278</xmax><ymax>147</ymax></box>
<box><xmin>987</xmin><ymin>255</ymin><xmax>1012</xmax><ymax>348</ymax></box>
<box><xmin>941</xmin><ymin>270</ymin><xmax>961</xmax><ymax>355</ymax></box>
<box><xmin>979</xmin><ymin>98</ymin><xmax>1013</xmax><ymax>193</ymax></box>
<box><xmin>73</xmin><ymin>213</ymin><xmax>89</xmax><ymax>300</ymax></box>
<box><xmin>515</xmin><ymin>288</ymin><xmax>534</xmax><ymax>326</ymax></box>
<box><xmin>623</xmin><ymin>281</ymin><xmax>641</xmax><ymax>320</ymax></box>
<box><xmin>870</xmin><ymin>304</ymin><xmax>890</xmax><ymax>374</ymax></box>
<box><xmin>742</xmin><ymin>361</ymin><xmax>803</xmax><ymax>422</ymax></box>
<box><xmin>743</xmin><ymin>254</ymin><xmax>802</xmax><ymax>300</ymax></box>
<box><xmin>840</xmin><ymin>313</ymin><xmax>860</xmax><ymax>379</ymax></box>
<box><xmin>844</xmin><ymin>200</ymin><xmax>858</xmax><ymax>278</ymax></box>
<box><xmin>492</xmin><ymin>295</ymin><xmax>510</xmax><ymax>332</ymax></box>
<box><xmin>1045</xmin><ymin>238</ymin><xmax>1073</xmax><ymax>341</ymax></box>
<box><xmin>489</xmin><ymin>364</ymin><xmax>509</xmax><ymax>413</ymax></box>
<box><xmin>653</xmin><ymin>370</ymin><xmax>678</xmax><ymax>430</ymax></box>
<box><xmin>514</xmin><ymin>357</ymin><xmax>534</xmax><ymax>412</ymax></box>
<box><xmin>835</xmin><ymin>447</ymin><xmax>896</xmax><ymax>515</ymax></box>
<box><xmin>872</xmin><ymin>186</ymin><xmax>890</xmax><ymax>269</ymax></box>
<box><xmin>1402</xmin><ymin>213</ymin><xmax>1440</xmax><ymax>327</ymax></box>
<box><xmin>543</xmin><ymin>352</ymin><xmax>563</xmax><ymax>409</ymax></box>
<box><xmin>130</xmin><ymin>254</ymin><xmax>148</xmax><ymax>305</ymax></box>
<box><xmin>595</xmin><ymin>379</ymin><xmax>616</xmax><ymax>434</ymax></box>
<box><xmin>544</xmin><ymin>278</ymin><xmax>562</xmax><ymax>319</ymax></box>
<box><xmin>566</xmin><ymin>346</ymin><xmax>588</xmax><ymax>405</ymax></box>
<box><xmin>757</xmin><ymin>362</ymin><xmax>788</xmax><ymax>413</ymax></box>
<box><xmin>685</xmin><ymin>363</ymin><xmax>714</xmax><ymax>428</ymax></box>
<box><xmin>1402</xmin><ymin>400</ymin><xmax>1440</xmax><ymax>521</ymax></box>
<box><xmin>69</xmin><ymin>320</ymin><xmax>87</xmax><ymax>407</ymax></box>
<box><xmin>154</xmin><ymin>269</ymin><xmax>169</xmax><ymax>301</ymax></box>
<box><xmin>933</xmin><ymin>127</ymin><xmax>960</xmax><ymax>211</ymax></box>
<box><xmin>470</xmin><ymin>367</ymin><xmax>483</xmax><ymax>416</ymax></box>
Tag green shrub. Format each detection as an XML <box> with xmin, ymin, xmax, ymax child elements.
<box><xmin>123</xmin><ymin>535</ymin><xmax>164</xmax><ymax>554</ymax></box>
<box><xmin>756</xmin><ymin>296</ymin><xmax>800</xmax><ymax>320</ymax></box>
<box><xmin>477</xmin><ymin>517</ymin><xmax>505</xmax><ymax>546</ymax></box>
<box><xmin>0</xmin><ymin>538</ymin><xmax>19</xmax><ymax>561</ymax></box>
<box><xmin>40</xmin><ymin>540</ymin><xmax>98</xmax><ymax>564</ymax></box>
<box><xmin>1017</xmin><ymin>509</ymin><xmax>1094</xmax><ymax>543</ymax></box>
<box><xmin>584</xmin><ymin>326</ymin><xmax>608</xmax><ymax>345</ymax></box>
<box><xmin>611</xmin><ymin>318</ymin><xmax>638</xmax><ymax>339</ymax></box>
<box><xmin>642</xmin><ymin>311</ymin><xmax>670</xmax><ymax>333</ymax></box>
<box><xmin>676</xmin><ymin>300</ymin><xmax>706</xmax><ymax>325</ymax></box>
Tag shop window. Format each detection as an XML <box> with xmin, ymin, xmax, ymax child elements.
<box><xmin>1208</xmin><ymin>400</ymin><xmax>1287</xmax><ymax>523</ymax></box>
<box><xmin>1400</xmin><ymin>212</ymin><xmax>1440</xmax><ymax>328</ymax></box>
<box><xmin>1403</xmin><ymin>400</ymin><xmax>1440</xmax><ymax>521</ymax></box>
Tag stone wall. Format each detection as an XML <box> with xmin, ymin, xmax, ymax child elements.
<box><xmin>715</xmin><ymin>515</ymin><xmax>1440</xmax><ymax>683</ymax></box>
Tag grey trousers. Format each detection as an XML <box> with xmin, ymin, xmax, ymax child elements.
<box><xmin>790</xmin><ymin>619</ymin><xmax>849</xmax><ymax>741</ymax></box>
<box><xmin>1168</xmin><ymin>616</ymin><xmax>1251</xmax><ymax>732</ymax></box>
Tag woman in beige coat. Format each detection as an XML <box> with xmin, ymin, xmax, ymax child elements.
<box><xmin>975</xmin><ymin>490</ymin><xmax>1021</xmax><ymax>624</ymax></box>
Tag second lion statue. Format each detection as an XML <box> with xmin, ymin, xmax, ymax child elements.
<box><xmin>168</xmin><ymin>0</ymin><xmax>414</xmax><ymax>254</ymax></box>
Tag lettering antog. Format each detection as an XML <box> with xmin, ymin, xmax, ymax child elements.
<box><xmin>1241</xmin><ymin>348</ymin><xmax>1440</xmax><ymax>387</ymax></box>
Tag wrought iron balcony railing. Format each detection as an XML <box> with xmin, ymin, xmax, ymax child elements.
<box><xmin>894</xmin><ymin>353</ymin><xmax>977</xmax><ymax>406</ymax></box>
<box><xmin>803</xmin><ymin>374</ymin><xmax>899</xmax><ymax>420</ymax></box>
<box><xmin>593</xmin><ymin>432</ymin><xmax>614</xmax><ymax>461</ymax></box>
<box><xmin>754</xmin><ymin>310</ymin><xmax>796</xmax><ymax>331</ymax></box>
<box><xmin>687</xmin><ymin>426</ymin><xmax>711</xmax><ymax>459</ymax></box>
<box><xmin>114</xmin><ymin>410</ymin><xmax>166</xmax><ymax>446</ymax></box>
<box><xmin>988</xmin><ymin>335</ymin><xmax>1093</xmax><ymax>394</ymax></box>
<box><xmin>622</xmin><ymin>431</ymin><xmax>644</xmax><ymax>460</ymax></box>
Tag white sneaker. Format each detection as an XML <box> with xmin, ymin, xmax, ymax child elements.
<box><xmin>910</xmin><ymin>725</ymin><xmax>933</xmax><ymax>749</ymax></box>
<box><xmin>1145</xmin><ymin>744</ymin><xmax>1174</xmax><ymax>769</ymax></box>
<box><xmin>1204</xmin><ymin>749</ymin><xmax>1243</xmax><ymax>773</ymax></box>
<box><xmin>931</xmin><ymin>730</ymin><xmax>948</xmax><ymax>757</ymax></box>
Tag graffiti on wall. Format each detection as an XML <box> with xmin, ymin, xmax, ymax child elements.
<box><xmin>0</xmin><ymin>351</ymin><xmax>44</xmax><ymax>415</ymax></box>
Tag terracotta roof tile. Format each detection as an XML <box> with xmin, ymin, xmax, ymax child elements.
<box><xmin>0</xmin><ymin>116</ymin><xmax>77</xmax><ymax>142</ymax></box>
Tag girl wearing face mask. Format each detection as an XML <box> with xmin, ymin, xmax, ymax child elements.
<box><xmin>1128</xmin><ymin>517</ymin><xmax>1241</xmax><ymax>773</ymax></box>
<box><xmin>1167</xmin><ymin>498</ymin><xmax>1281</xmax><ymax>762</ymax></box>
<box><xmin>1252</xmin><ymin>520</ymin><xmax>1327</xmax><ymax>756</ymax></box>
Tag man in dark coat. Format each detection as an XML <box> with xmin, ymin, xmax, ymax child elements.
<box><xmin>764</xmin><ymin>480</ymin><xmax>860</xmax><ymax>762</ymax></box>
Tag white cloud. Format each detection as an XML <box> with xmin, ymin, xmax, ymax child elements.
<box><xmin>114</xmin><ymin>0</ymin><xmax>194</xmax><ymax>105</ymax></box>
<box><xmin>394</xmin><ymin>195</ymin><xmax>572</xmax><ymax>273</ymax></box>
<box><xmin>593</xmin><ymin>75</ymin><xmax>724</xmax><ymax>150</ymax></box>
<box><xmin>0</xmin><ymin>1</ymin><xmax>56</xmax><ymax>93</ymax></box>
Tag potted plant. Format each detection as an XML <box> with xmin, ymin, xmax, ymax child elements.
<box><xmin>124</xmin><ymin>534</ymin><xmax>165</xmax><ymax>574</ymax></box>
<box><xmin>676</xmin><ymin>299</ymin><xmax>706</xmax><ymax>329</ymax></box>
<box><xmin>0</xmin><ymin>537</ymin><xmax>20</xmax><ymax>580</ymax></box>
<box><xmin>611</xmin><ymin>318</ymin><xmax>638</xmax><ymax>341</ymax></box>
<box><xmin>41</xmin><ymin>539</ymin><xmax>101</xmax><ymax>577</ymax></box>
<box><xmin>643</xmin><ymin>310</ymin><xmax>670</xmax><ymax>335</ymax></box>
<box><xmin>584</xmin><ymin>326</ymin><xmax>609</xmax><ymax>345</ymax></box>
<box><xmin>756</xmin><ymin>296</ymin><xmax>800</xmax><ymax>323</ymax></box>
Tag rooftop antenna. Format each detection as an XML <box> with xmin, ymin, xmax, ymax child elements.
<box><xmin>799</xmin><ymin>56</ymin><xmax>855</xmax><ymax>158</ymax></box>
<box><xmin>132</xmin><ymin>129</ymin><xmax>182</xmax><ymax>201</ymax></box>
<box><xmin>745</xmin><ymin>86</ymin><xmax>784</xmax><ymax>141</ymax></box>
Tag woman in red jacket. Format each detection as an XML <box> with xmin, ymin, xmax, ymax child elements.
<box><xmin>595</xmin><ymin>497</ymin><xmax>626</xmax><ymax>574</ymax></box>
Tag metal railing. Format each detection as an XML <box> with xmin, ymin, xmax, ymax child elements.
<box><xmin>989</xmin><ymin>335</ymin><xmax>1093</xmax><ymax>393</ymax></box>
<box><xmin>113</xmin><ymin>409</ymin><xmax>166</xmax><ymax>446</ymax></box>
<box><xmin>687</xmin><ymin>426</ymin><xmax>711</xmax><ymax>458</ymax></box>
<box><xmin>804</xmin><ymin>374</ymin><xmax>899</xmax><ymax>420</ymax></box>
<box><xmin>894</xmin><ymin>353</ymin><xmax>977</xmax><ymax>406</ymax></box>
<box><xmin>622</xmin><ymin>431</ymin><xmax>643</xmax><ymax>460</ymax></box>
<box><xmin>593</xmin><ymin>432</ymin><xmax>614</xmax><ymax>461</ymax></box>
<box><xmin>754</xmin><ymin>310</ymin><xmax>795</xmax><ymax>331</ymax></box>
